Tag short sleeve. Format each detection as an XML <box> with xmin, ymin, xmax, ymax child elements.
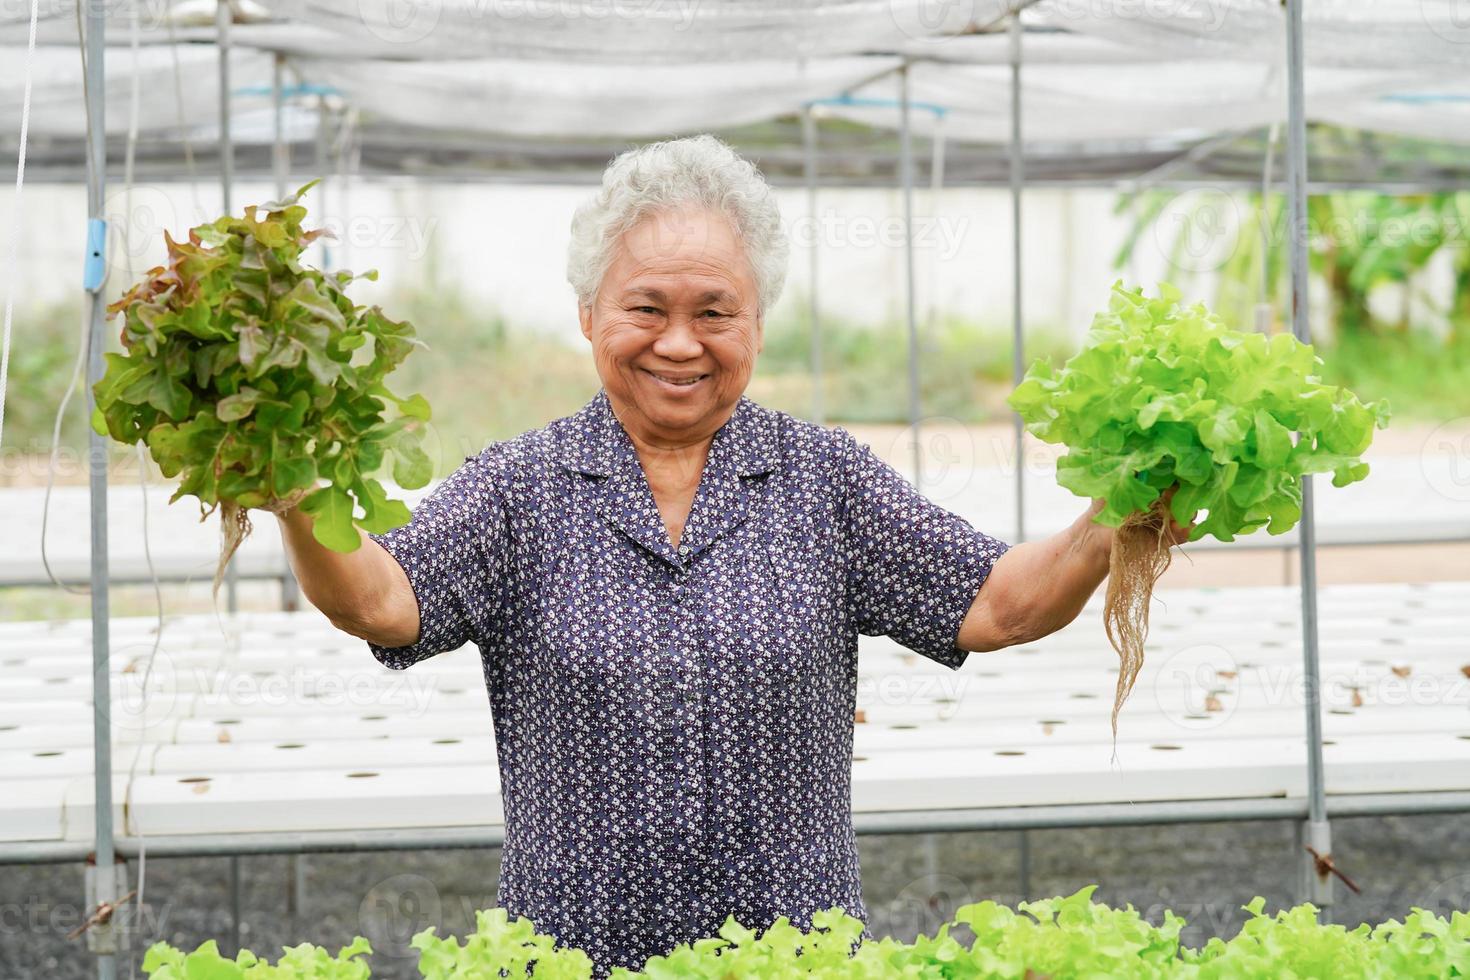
<box><xmin>838</xmin><ymin>430</ymin><xmax>1011</xmax><ymax>669</ymax></box>
<box><xmin>365</xmin><ymin>450</ymin><xmax>509</xmax><ymax>669</ymax></box>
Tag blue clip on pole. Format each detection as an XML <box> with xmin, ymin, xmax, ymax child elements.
<box><xmin>83</xmin><ymin>218</ymin><xmax>107</xmax><ymax>293</ymax></box>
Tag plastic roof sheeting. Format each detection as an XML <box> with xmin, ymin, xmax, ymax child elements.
<box><xmin>825</xmin><ymin>51</ymin><xmax>1452</xmax><ymax>145</ymax></box>
<box><xmin>293</xmin><ymin>55</ymin><xmax>902</xmax><ymax>137</ymax></box>
<box><xmin>269</xmin><ymin>0</ymin><xmax>1013</xmax><ymax>62</ymax></box>
<box><xmin>1029</xmin><ymin>0</ymin><xmax>1470</xmax><ymax>71</ymax></box>
<box><xmin>0</xmin><ymin>46</ymin><xmax>275</xmax><ymax>136</ymax></box>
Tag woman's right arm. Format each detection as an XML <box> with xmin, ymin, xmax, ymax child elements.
<box><xmin>275</xmin><ymin>507</ymin><xmax>421</xmax><ymax>648</ymax></box>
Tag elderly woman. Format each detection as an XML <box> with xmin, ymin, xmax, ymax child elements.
<box><xmin>278</xmin><ymin>135</ymin><xmax>1189</xmax><ymax>974</ymax></box>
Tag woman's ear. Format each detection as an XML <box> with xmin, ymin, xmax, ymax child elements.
<box><xmin>754</xmin><ymin>312</ymin><xmax>765</xmax><ymax>354</ymax></box>
<box><xmin>578</xmin><ymin>302</ymin><xmax>593</xmax><ymax>341</ymax></box>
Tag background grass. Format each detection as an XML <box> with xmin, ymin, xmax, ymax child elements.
<box><xmin>4</xmin><ymin>287</ymin><xmax>1469</xmax><ymax>484</ymax></box>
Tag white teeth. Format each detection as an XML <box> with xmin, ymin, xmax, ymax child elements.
<box><xmin>653</xmin><ymin>373</ymin><xmax>702</xmax><ymax>386</ymax></box>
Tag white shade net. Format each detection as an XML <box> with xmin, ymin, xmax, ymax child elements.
<box><xmin>3</xmin><ymin>0</ymin><xmax>1469</xmax><ymax>159</ymax></box>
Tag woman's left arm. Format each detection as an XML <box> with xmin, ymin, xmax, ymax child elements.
<box><xmin>956</xmin><ymin>497</ymin><xmax>1191</xmax><ymax>653</ymax></box>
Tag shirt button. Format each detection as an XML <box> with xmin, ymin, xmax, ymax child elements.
<box><xmin>678</xmin><ymin>544</ymin><xmax>691</xmax><ymax>557</ymax></box>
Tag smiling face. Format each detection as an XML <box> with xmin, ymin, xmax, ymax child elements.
<box><xmin>579</xmin><ymin>207</ymin><xmax>763</xmax><ymax>450</ymax></box>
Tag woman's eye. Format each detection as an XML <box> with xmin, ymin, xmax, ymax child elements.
<box><xmin>633</xmin><ymin>306</ymin><xmax>659</xmax><ymax>315</ymax></box>
<box><xmin>701</xmin><ymin>310</ymin><xmax>727</xmax><ymax>319</ymax></box>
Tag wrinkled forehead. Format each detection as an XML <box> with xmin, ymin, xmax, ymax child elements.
<box><xmin>611</xmin><ymin>207</ymin><xmax>755</xmax><ymax>289</ymax></box>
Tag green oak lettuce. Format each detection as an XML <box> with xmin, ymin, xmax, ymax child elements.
<box><xmin>1008</xmin><ymin>281</ymin><xmax>1390</xmax><ymax>542</ymax></box>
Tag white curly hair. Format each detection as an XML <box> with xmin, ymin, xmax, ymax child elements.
<box><xmin>566</xmin><ymin>134</ymin><xmax>789</xmax><ymax>317</ymax></box>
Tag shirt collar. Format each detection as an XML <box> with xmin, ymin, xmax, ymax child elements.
<box><xmin>559</xmin><ymin>388</ymin><xmax>778</xmax><ymax>480</ymax></box>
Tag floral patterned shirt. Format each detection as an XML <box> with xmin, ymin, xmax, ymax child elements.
<box><xmin>368</xmin><ymin>389</ymin><xmax>1010</xmax><ymax>975</ymax></box>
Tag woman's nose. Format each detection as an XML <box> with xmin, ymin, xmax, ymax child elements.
<box><xmin>652</xmin><ymin>317</ymin><xmax>703</xmax><ymax>360</ymax></box>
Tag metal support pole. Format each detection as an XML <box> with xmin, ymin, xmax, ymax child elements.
<box><xmin>802</xmin><ymin>105</ymin><xmax>823</xmax><ymax>425</ymax></box>
<box><xmin>82</xmin><ymin>0</ymin><xmax>116</xmax><ymax>976</ymax></box>
<box><xmin>926</xmin><ymin>113</ymin><xmax>946</xmax><ymax>336</ymax></box>
<box><xmin>217</xmin><ymin>0</ymin><xmax>239</xmax><ymax>614</ymax></box>
<box><xmin>272</xmin><ymin>52</ymin><xmax>288</xmax><ymax>199</ymax></box>
<box><xmin>271</xmin><ymin>56</ymin><xmax>303</xmax><ymax>613</ymax></box>
<box><xmin>316</xmin><ymin>96</ymin><xmax>332</xmax><ymax>270</ymax></box>
<box><xmin>1018</xmin><ymin>829</ymin><xmax>1032</xmax><ymax>899</ymax></box>
<box><xmin>1284</xmin><ymin>0</ymin><xmax>1332</xmax><ymax>918</ymax></box>
<box><xmin>230</xmin><ymin>855</ymin><xmax>242</xmax><ymax>952</ymax></box>
<box><xmin>1008</xmin><ymin>14</ymin><xmax>1026</xmax><ymax>543</ymax></box>
<box><xmin>898</xmin><ymin>62</ymin><xmax>922</xmax><ymax>489</ymax></box>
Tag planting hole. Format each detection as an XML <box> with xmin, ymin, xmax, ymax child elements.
<box><xmin>1329</xmin><ymin>709</ymin><xmax>1355</xmax><ymax>716</ymax></box>
<box><xmin>995</xmin><ymin>750</ymin><xmax>1026</xmax><ymax>757</ymax></box>
<box><xmin>275</xmin><ymin>743</ymin><xmax>305</xmax><ymax>750</ymax></box>
<box><xmin>33</xmin><ymin>751</ymin><xmax>62</xmax><ymax>758</ymax></box>
<box><xmin>1151</xmin><ymin>744</ymin><xmax>1184</xmax><ymax>751</ymax></box>
<box><xmin>178</xmin><ymin>776</ymin><xmax>210</xmax><ymax>784</ymax></box>
<box><xmin>216</xmin><ymin>719</ymin><xmax>241</xmax><ymax>725</ymax></box>
<box><xmin>362</xmin><ymin>714</ymin><xmax>387</xmax><ymax>721</ymax></box>
<box><xmin>852</xmin><ymin>756</ymin><xmax>868</xmax><ymax>762</ymax></box>
<box><xmin>1070</xmin><ymin>692</ymin><xmax>1097</xmax><ymax>699</ymax></box>
<box><xmin>346</xmin><ymin>771</ymin><xmax>380</xmax><ymax>778</ymax></box>
<box><xmin>888</xmin><ymin>724</ymin><xmax>917</xmax><ymax>731</ymax></box>
<box><xmin>433</xmin><ymin>738</ymin><xmax>462</xmax><ymax>744</ymax></box>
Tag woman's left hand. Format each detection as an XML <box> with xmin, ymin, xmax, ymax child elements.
<box><xmin>1085</xmin><ymin>487</ymin><xmax>1198</xmax><ymax>558</ymax></box>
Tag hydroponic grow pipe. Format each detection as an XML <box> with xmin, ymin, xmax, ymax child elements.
<box><xmin>82</xmin><ymin>0</ymin><xmax>116</xmax><ymax>975</ymax></box>
<box><xmin>898</xmin><ymin>62</ymin><xmax>922</xmax><ymax>488</ymax></box>
<box><xmin>10</xmin><ymin>789</ymin><xmax>1470</xmax><ymax>866</ymax></box>
<box><xmin>1284</xmin><ymin>0</ymin><xmax>1333</xmax><ymax>918</ymax></box>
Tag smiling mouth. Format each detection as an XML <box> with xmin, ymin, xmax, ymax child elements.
<box><xmin>645</xmin><ymin>369</ymin><xmax>710</xmax><ymax>388</ymax></box>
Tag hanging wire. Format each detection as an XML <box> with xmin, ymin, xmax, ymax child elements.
<box><xmin>0</xmin><ymin>0</ymin><xmax>41</xmax><ymax>453</ymax></box>
<box><xmin>38</xmin><ymin>0</ymin><xmax>101</xmax><ymax>595</ymax></box>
